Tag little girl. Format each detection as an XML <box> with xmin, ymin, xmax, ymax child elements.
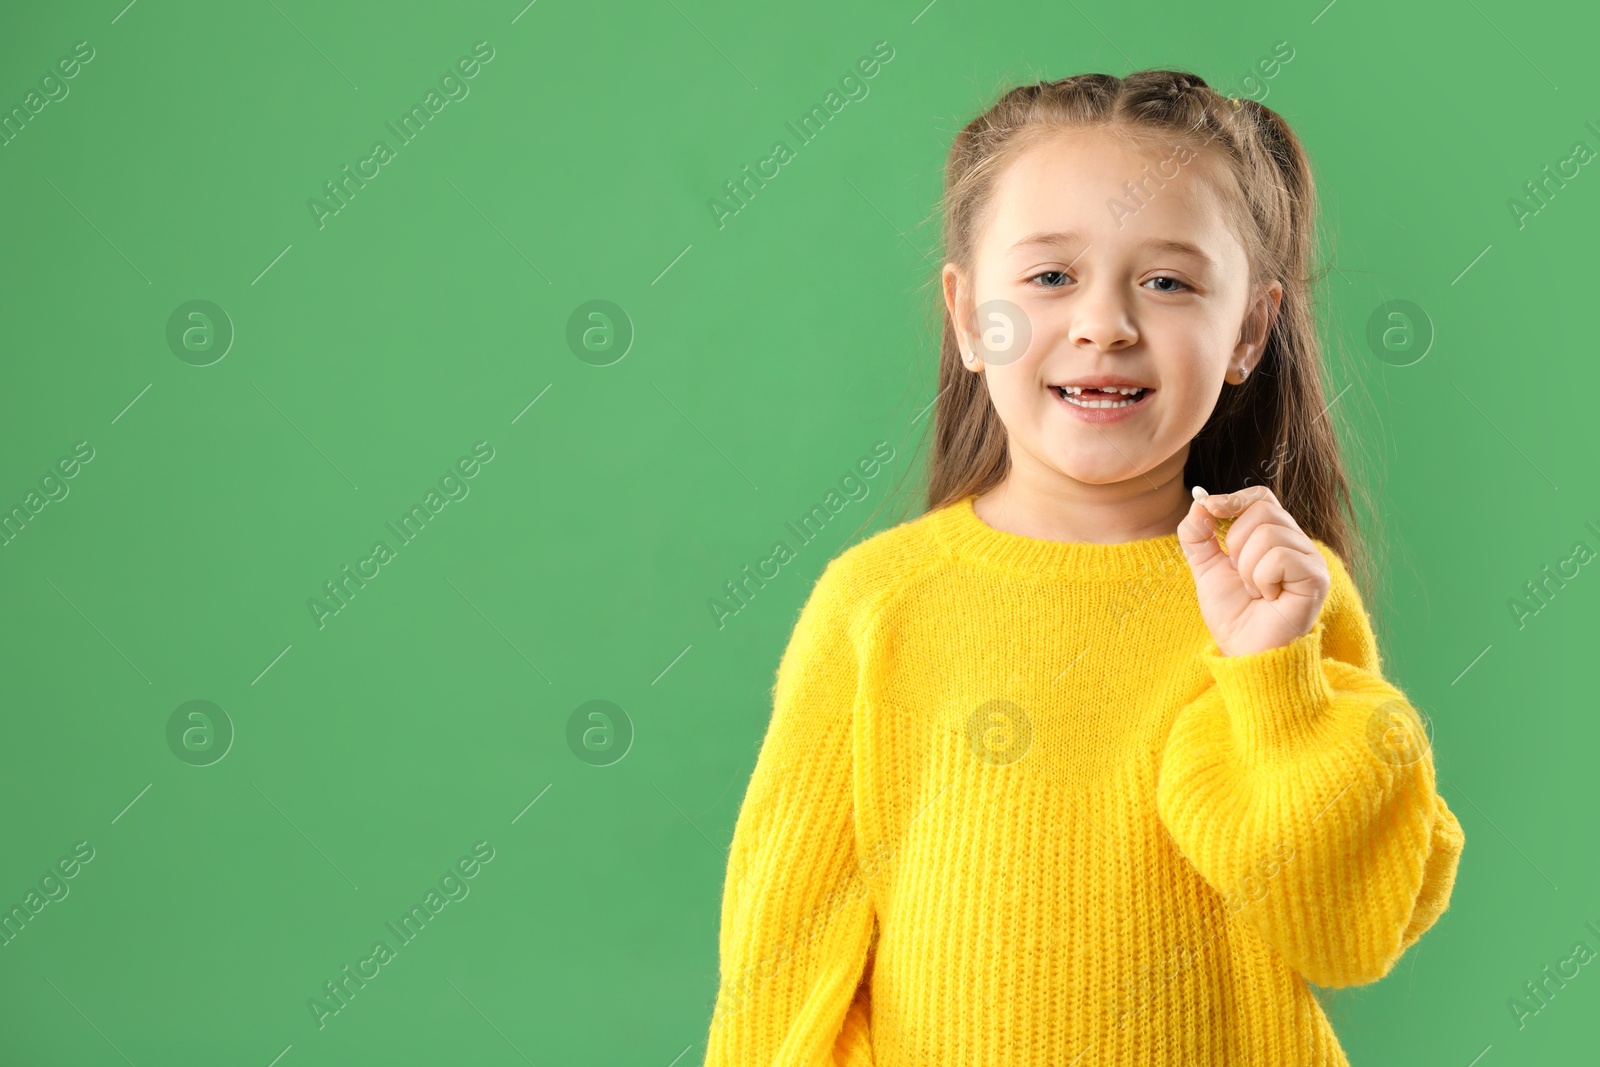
<box><xmin>703</xmin><ymin>69</ymin><xmax>1464</xmax><ymax>1066</ymax></box>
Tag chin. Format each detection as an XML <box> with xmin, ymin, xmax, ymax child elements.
<box><xmin>1053</xmin><ymin>463</ymin><xmax>1138</xmax><ymax>486</ymax></box>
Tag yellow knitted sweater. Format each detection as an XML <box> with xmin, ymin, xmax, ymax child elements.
<box><xmin>703</xmin><ymin>493</ymin><xmax>1465</xmax><ymax>1066</ymax></box>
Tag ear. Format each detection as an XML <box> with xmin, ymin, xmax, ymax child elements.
<box><xmin>942</xmin><ymin>263</ymin><xmax>979</xmax><ymax>367</ymax></box>
<box><xmin>1233</xmin><ymin>279</ymin><xmax>1283</xmax><ymax>376</ymax></box>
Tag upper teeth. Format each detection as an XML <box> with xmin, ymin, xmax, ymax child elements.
<box><xmin>1063</xmin><ymin>385</ymin><xmax>1143</xmax><ymax>394</ymax></box>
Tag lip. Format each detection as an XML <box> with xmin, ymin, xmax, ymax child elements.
<box><xmin>1048</xmin><ymin>383</ymin><xmax>1155</xmax><ymax>423</ymax></box>
<box><xmin>1049</xmin><ymin>374</ymin><xmax>1153</xmax><ymax>389</ymax></box>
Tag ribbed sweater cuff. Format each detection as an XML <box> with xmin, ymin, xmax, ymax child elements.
<box><xmin>1200</xmin><ymin>619</ymin><xmax>1335</xmax><ymax>760</ymax></box>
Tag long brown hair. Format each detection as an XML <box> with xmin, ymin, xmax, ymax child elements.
<box><xmin>855</xmin><ymin>68</ymin><xmax>1384</xmax><ymax>605</ymax></box>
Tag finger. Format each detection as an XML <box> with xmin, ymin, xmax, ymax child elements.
<box><xmin>1177</xmin><ymin>496</ymin><xmax>1226</xmax><ymax>570</ymax></box>
<box><xmin>1255</xmin><ymin>543</ymin><xmax>1328</xmax><ymax>602</ymax></box>
<box><xmin>1196</xmin><ymin>484</ymin><xmax>1279</xmax><ymax>520</ymax></box>
<box><xmin>1238</xmin><ymin>528</ymin><xmax>1299</xmax><ymax>599</ymax></box>
<box><xmin>1204</xmin><ymin>492</ymin><xmax>1298</xmax><ymax>563</ymax></box>
<box><xmin>1256</xmin><ymin>544</ymin><xmax>1291</xmax><ymax>600</ymax></box>
<box><xmin>1230</xmin><ymin>519</ymin><xmax>1313</xmax><ymax>601</ymax></box>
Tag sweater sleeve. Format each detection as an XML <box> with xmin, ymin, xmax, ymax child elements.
<box><xmin>1155</xmin><ymin>540</ymin><xmax>1465</xmax><ymax>989</ymax></box>
<box><xmin>704</xmin><ymin>557</ymin><xmax>878</xmax><ymax>1066</ymax></box>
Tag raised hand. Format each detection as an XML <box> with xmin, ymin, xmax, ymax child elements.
<box><xmin>1177</xmin><ymin>485</ymin><xmax>1331</xmax><ymax>658</ymax></box>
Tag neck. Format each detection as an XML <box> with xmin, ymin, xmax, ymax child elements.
<box><xmin>973</xmin><ymin>454</ymin><xmax>1192</xmax><ymax>545</ymax></box>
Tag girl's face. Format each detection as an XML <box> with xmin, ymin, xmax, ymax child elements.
<box><xmin>943</xmin><ymin>126</ymin><xmax>1281</xmax><ymax>492</ymax></box>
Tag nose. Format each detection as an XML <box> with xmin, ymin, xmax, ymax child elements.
<box><xmin>1066</xmin><ymin>280</ymin><xmax>1138</xmax><ymax>353</ymax></box>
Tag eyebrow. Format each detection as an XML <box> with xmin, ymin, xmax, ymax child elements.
<box><xmin>1009</xmin><ymin>230</ymin><xmax>1216</xmax><ymax>268</ymax></box>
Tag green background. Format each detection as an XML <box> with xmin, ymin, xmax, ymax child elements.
<box><xmin>1</xmin><ymin>0</ymin><xmax>1595</xmax><ymax>1063</ymax></box>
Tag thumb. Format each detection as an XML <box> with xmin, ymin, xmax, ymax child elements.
<box><xmin>1178</xmin><ymin>490</ymin><xmax>1227</xmax><ymax>569</ymax></box>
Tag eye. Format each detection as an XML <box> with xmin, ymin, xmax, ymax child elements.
<box><xmin>1026</xmin><ymin>269</ymin><xmax>1070</xmax><ymax>289</ymax></box>
<box><xmin>1144</xmin><ymin>275</ymin><xmax>1191</xmax><ymax>294</ymax></box>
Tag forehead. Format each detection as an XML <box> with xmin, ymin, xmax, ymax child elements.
<box><xmin>981</xmin><ymin>125</ymin><xmax>1244</xmax><ymax>262</ymax></box>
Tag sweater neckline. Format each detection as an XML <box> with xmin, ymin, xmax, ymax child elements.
<box><xmin>929</xmin><ymin>492</ymin><xmax>1207</xmax><ymax>581</ymax></box>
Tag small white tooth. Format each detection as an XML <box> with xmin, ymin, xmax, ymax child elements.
<box><xmin>1060</xmin><ymin>384</ymin><xmax>1146</xmax><ymax>396</ymax></box>
<box><xmin>1059</xmin><ymin>390</ymin><xmax>1142</xmax><ymax>409</ymax></box>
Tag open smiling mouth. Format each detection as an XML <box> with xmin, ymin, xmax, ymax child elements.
<box><xmin>1050</xmin><ymin>385</ymin><xmax>1152</xmax><ymax>410</ymax></box>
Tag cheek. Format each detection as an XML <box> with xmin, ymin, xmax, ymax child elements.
<box><xmin>1145</xmin><ymin>333</ymin><xmax>1226</xmax><ymax>409</ymax></box>
<box><xmin>1156</xmin><ymin>377</ymin><xmax>1224</xmax><ymax>438</ymax></box>
<box><xmin>982</xmin><ymin>369</ymin><xmax>1039</xmax><ymax>423</ymax></box>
